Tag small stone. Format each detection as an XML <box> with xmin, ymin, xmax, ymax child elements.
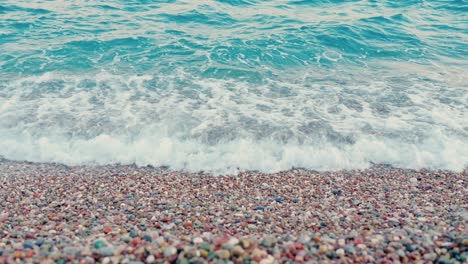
<box><xmin>163</xmin><ymin>223</ymin><xmax>175</xmax><ymax>230</ymax></box>
<box><xmin>275</xmin><ymin>197</ymin><xmax>284</xmax><ymax>203</ymax></box>
<box><xmin>260</xmin><ymin>255</ymin><xmax>275</xmax><ymax>264</ymax></box>
<box><xmin>35</xmin><ymin>239</ymin><xmax>44</xmax><ymax>246</ymax></box>
<box><xmin>262</xmin><ymin>236</ymin><xmax>276</xmax><ymax>247</ymax></box>
<box><xmin>142</xmin><ymin>234</ymin><xmax>152</xmax><ymax>242</ymax></box>
<box><xmin>332</xmin><ymin>189</ymin><xmax>342</xmax><ymax>195</ymax></box>
<box><xmin>25</xmin><ymin>251</ymin><xmax>35</xmax><ymax>258</ymax></box>
<box><xmin>254</xmin><ymin>206</ymin><xmax>265</xmax><ymax>211</ymax></box>
<box><xmin>241</xmin><ymin>239</ymin><xmax>250</xmax><ymax>249</ymax></box>
<box><xmin>130</xmin><ymin>237</ymin><xmax>141</xmax><ymax>247</ymax></box>
<box><xmin>319</xmin><ymin>245</ymin><xmax>329</xmax><ymax>253</ymax></box>
<box><xmin>232</xmin><ymin>246</ymin><xmax>244</xmax><ymax>257</ymax></box>
<box><xmin>336</xmin><ymin>248</ymin><xmax>345</xmax><ymax>257</ymax></box>
<box><xmin>460</xmin><ymin>252</ymin><xmax>467</xmax><ymax>262</ymax></box>
<box><xmin>164</xmin><ymin>246</ymin><xmax>177</xmax><ymax>257</ymax></box>
<box><xmin>338</xmin><ymin>239</ymin><xmax>345</xmax><ymax>247</ymax></box>
<box><xmin>409</xmin><ymin>177</ymin><xmax>417</xmax><ymax>184</ymax></box>
<box><xmin>146</xmin><ymin>255</ymin><xmax>155</xmax><ymax>263</ymax></box>
<box><xmin>224</xmin><ymin>237</ymin><xmax>239</xmax><ymax>248</ymax></box>
<box><xmin>103</xmin><ymin>226</ymin><xmax>112</xmax><ymax>234</ymax></box>
<box><xmin>63</xmin><ymin>246</ymin><xmax>81</xmax><ymax>256</ymax></box>
<box><xmin>251</xmin><ymin>248</ymin><xmax>266</xmax><ymax>258</ymax></box>
<box><xmin>193</xmin><ymin>237</ymin><xmax>203</xmax><ymax>244</ymax></box>
<box><xmin>423</xmin><ymin>253</ymin><xmax>436</xmax><ymax>261</ymax></box>
<box><xmin>405</xmin><ymin>244</ymin><xmax>414</xmax><ymax>252</ymax></box>
<box><xmin>215</xmin><ymin>249</ymin><xmax>230</xmax><ymax>259</ymax></box>
<box><xmin>343</xmin><ymin>245</ymin><xmax>355</xmax><ymax>254</ymax></box>
<box><xmin>23</xmin><ymin>242</ymin><xmax>34</xmax><ymax>249</ymax></box>
<box><xmin>298</xmin><ymin>235</ymin><xmax>311</xmax><ymax>244</ymax></box>
<box><xmin>120</xmin><ymin>235</ymin><xmax>131</xmax><ymax>243</ymax></box>
<box><xmin>186</xmin><ymin>249</ymin><xmax>200</xmax><ymax>258</ymax></box>
<box><xmin>97</xmin><ymin>246</ymin><xmax>115</xmax><ymax>257</ymax></box>
<box><xmin>199</xmin><ymin>243</ymin><xmax>211</xmax><ymax>251</ymax></box>
<box><xmin>199</xmin><ymin>249</ymin><xmax>208</xmax><ymax>258</ymax></box>
<box><xmin>93</xmin><ymin>240</ymin><xmax>107</xmax><ymax>249</ymax></box>
<box><xmin>438</xmin><ymin>256</ymin><xmax>452</xmax><ymax>264</ymax></box>
<box><xmin>462</xmin><ymin>239</ymin><xmax>468</xmax><ymax>247</ymax></box>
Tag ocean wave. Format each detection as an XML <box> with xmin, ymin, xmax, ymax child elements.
<box><xmin>0</xmin><ymin>0</ymin><xmax>467</xmax><ymax>173</ymax></box>
<box><xmin>0</xmin><ymin>70</ymin><xmax>466</xmax><ymax>174</ymax></box>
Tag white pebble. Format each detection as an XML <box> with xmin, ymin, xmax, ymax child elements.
<box><xmin>146</xmin><ymin>255</ymin><xmax>155</xmax><ymax>263</ymax></box>
<box><xmin>193</xmin><ymin>237</ymin><xmax>203</xmax><ymax>244</ymax></box>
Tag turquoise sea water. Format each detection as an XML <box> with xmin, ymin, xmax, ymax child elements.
<box><xmin>0</xmin><ymin>0</ymin><xmax>467</xmax><ymax>173</ymax></box>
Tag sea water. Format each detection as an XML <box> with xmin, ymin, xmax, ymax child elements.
<box><xmin>0</xmin><ymin>0</ymin><xmax>467</xmax><ymax>174</ymax></box>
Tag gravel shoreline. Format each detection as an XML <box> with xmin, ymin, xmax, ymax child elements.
<box><xmin>0</xmin><ymin>160</ymin><xmax>466</xmax><ymax>263</ymax></box>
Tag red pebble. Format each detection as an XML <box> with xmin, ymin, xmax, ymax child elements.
<box><xmin>130</xmin><ymin>237</ymin><xmax>141</xmax><ymax>247</ymax></box>
<box><xmin>354</xmin><ymin>237</ymin><xmax>364</xmax><ymax>245</ymax></box>
<box><xmin>103</xmin><ymin>226</ymin><xmax>112</xmax><ymax>234</ymax></box>
<box><xmin>25</xmin><ymin>251</ymin><xmax>35</xmax><ymax>258</ymax></box>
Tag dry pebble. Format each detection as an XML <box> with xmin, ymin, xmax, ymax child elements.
<box><xmin>0</xmin><ymin>160</ymin><xmax>466</xmax><ymax>263</ymax></box>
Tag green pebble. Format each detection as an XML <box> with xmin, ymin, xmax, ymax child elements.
<box><xmin>460</xmin><ymin>253</ymin><xmax>467</xmax><ymax>262</ymax></box>
<box><xmin>200</xmin><ymin>243</ymin><xmax>211</xmax><ymax>251</ymax></box>
<box><xmin>93</xmin><ymin>240</ymin><xmax>106</xmax><ymax>249</ymax></box>
<box><xmin>177</xmin><ymin>259</ymin><xmax>189</xmax><ymax>264</ymax></box>
<box><xmin>121</xmin><ymin>236</ymin><xmax>131</xmax><ymax>243</ymax></box>
<box><xmin>208</xmin><ymin>252</ymin><xmax>215</xmax><ymax>259</ymax></box>
<box><xmin>56</xmin><ymin>259</ymin><xmax>65</xmax><ymax>264</ymax></box>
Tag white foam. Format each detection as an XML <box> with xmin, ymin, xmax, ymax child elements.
<box><xmin>0</xmin><ymin>69</ymin><xmax>467</xmax><ymax>174</ymax></box>
<box><xmin>0</xmin><ymin>131</ymin><xmax>466</xmax><ymax>175</ymax></box>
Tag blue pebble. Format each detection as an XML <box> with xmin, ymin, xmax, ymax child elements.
<box><xmin>35</xmin><ymin>238</ymin><xmax>44</xmax><ymax>246</ymax></box>
<box><xmin>143</xmin><ymin>234</ymin><xmax>152</xmax><ymax>242</ymax></box>
<box><xmin>23</xmin><ymin>241</ymin><xmax>34</xmax><ymax>249</ymax></box>
<box><xmin>332</xmin><ymin>189</ymin><xmax>342</xmax><ymax>195</ymax></box>
<box><xmin>254</xmin><ymin>206</ymin><xmax>265</xmax><ymax>211</ymax></box>
<box><xmin>275</xmin><ymin>197</ymin><xmax>284</xmax><ymax>203</ymax></box>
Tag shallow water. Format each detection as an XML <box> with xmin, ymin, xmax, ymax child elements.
<box><xmin>0</xmin><ymin>0</ymin><xmax>467</xmax><ymax>174</ymax></box>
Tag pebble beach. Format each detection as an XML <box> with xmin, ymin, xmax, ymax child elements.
<box><xmin>0</xmin><ymin>160</ymin><xmax>466</xmax><ymax>264</ymax></box>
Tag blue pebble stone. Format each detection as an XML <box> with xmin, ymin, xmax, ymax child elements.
<box><xmin>23</xmin><ymin>242</ymin><xmax>34</xmax><ymax>249</ymax></box>
<box><xmin>332</xmin><ymin>189</ymin><xmax>342</xmax><ymax>195</ymax></box>
<box><xmin>35</xmin><ymin>239</ymin><xmax>44</xmax><ymax>246</ymax></box>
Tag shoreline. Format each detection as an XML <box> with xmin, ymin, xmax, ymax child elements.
<box><xmin>0</xmin><ymin>160</ymin><xmax>466</xmax><ymax>263</ymax></box>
